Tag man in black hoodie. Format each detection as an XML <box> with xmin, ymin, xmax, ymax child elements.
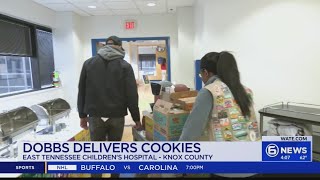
<box><xmin>77</xmin><ymin>36</ymin><xmax>142</xmax><ymax>177</ymax></box>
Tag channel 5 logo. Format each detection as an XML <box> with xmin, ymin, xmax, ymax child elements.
<box><xmin>262</xmin><ymin>141</ymin><xmax>311</xmax><ymax>161</ymax></box>
<box><xmin>265</xmin><ymin>144</ymin><xmax>279</xmax><ymax>157</ymax></box>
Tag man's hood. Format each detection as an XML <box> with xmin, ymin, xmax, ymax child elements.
<box><xmin>97</xmin><ymin>45</ymin><xmax>125</xmax><ymax>61</ymax></box>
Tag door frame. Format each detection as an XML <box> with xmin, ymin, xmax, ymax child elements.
<box><xmin>91</xmin><ymin>36</ymin><xmax>171</xmax><ymax>81</ymax></box>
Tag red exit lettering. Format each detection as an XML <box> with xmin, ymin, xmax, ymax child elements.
<box><xmin>125</xmin><ymin>21</ymin><xmax>135</xmax><ymax>29</ymax></box>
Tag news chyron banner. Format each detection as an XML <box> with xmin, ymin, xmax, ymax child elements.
<box><xmin>262</xmin><ymin>136</ymin><xmax>312</xmax><ymax>162</ymax></box>
<box><xmin>4</xmin><ymin>136</ymin><xmax>318</xmax><ymax>174</ymax></box>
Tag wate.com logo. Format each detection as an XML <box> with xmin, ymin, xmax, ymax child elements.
<box><xmin>262</xmin><ymin>137</ymin><xmax>311</xmax><ymax>162</ymax></box>
<box><xmin>265</xmin><ymin>144</ymin><xmax>279</xmax><ymax>157</ymax></box>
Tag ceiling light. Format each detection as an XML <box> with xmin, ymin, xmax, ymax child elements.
<box><xmin>88</xmin><ymin>5</ymin><xmax>97</xmax><ymax>9</ymax></box>
<box><xmin>147</xmin><ymin>2</ymin><xmax>156</xmax><ymax>7</ymax></box>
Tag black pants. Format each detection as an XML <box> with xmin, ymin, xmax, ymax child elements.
<box><xmin>88</xmin><ymin>117</ymin><xmax>125</xmax><ymax>179</ymax></box>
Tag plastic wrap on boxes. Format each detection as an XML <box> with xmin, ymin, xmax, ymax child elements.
<box><xmin>160</xmin><ymin>92</ymin><xmax>172</xmax><ymax>102</ymax></box>
<box><xmin>158</xmin><ymin>81</ymin><xmax>173</xmax><ymax>88</ymax></box>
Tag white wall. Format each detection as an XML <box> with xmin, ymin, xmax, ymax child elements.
<box><xmin>177</xmin><ymin>7</ymin><xmax>194</xmax><ymax>87</ymax></box>
<box><xmin>53</xmin><ymin>12</ymin><xmax>84</xmax><ymax>108</ymax></box>
<box><xmin>131</xmin><ymin>44</ymin><xmax>139</xmax><ymax>79</ymax></box>
<box><xmin>81</xmin><ymin>14</ymin><xmax>178</xmax><ymax>81</ymax></box>
<box><xmin>73</xmin><ymin>13</ymin><xmax>84</xmax><ymax>77</ymax></box>
<box><xmin>122</xmin><ymin>42</ymin><xmax>130</xmax><ymax>63</ymax></box>
<box><xmin>0</xmin><ymin>88</ymin><xmax>64</xmax><ymax>112</ymax></box>
<box><xmin>0</xmin><ymin>0</ymin><xmax>64</xmax><ymax>112</ymax></box>
<box><xmin>194</xmin><ymin>0</ymin><xmax>320</xmax><ymax>129</ymax></box>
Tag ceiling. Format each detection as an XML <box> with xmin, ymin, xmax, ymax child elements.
<box><xmin>33</xmin><ymin>0</ymin><xmax>195</xmax><ymax>16</ymax></box>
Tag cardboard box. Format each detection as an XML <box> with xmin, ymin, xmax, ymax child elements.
<box><xmin>176</xmin><ymin>97</ymin><xmax>197</xmax><ymax>111</ymax></box>
<box><xmin>170</xmin><ymin>90</ymin><xmax>198</xmax><ymax>102</ymax></box>
<box><xmin>160</xmin><ymin>90</ymin><xmax>198</xmax><ymax>103</ymax></box>
<box><xmin>153</xmin><ymin>99</ymin><xmax>189</xmax><ymax>140</ymax></box>
<box><xmin>153</xmin><ymin>128</ymin><xmax>180</xmax><ymax>141</ymax></box>
<box><xmin>141</xmin><ymin>110</ymin><xmax>150</xmax><ymax>129</ymax></box>
<box><xmin>154</xmin><ymin>121</ymin><xmax>185</xmax><ymax>137</ymax></box>
<box><xmin>144</xmin><ymin>112</ymin><xmax>154</xmax><ymax>141</ymax></box>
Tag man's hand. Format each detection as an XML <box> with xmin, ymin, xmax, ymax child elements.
<box><xmin>134</xmin><ymin>121</ymin><xmax>143</xmax><ymax>131</ymax></box>
<box><xmin>80</xmin><ymin>118</ymin><xmax>89</xmax><ymax>130</ymax></box>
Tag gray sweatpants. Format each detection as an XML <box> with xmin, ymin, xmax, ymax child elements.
<box><xmin>88</xmin><ymin>117</ymin><xmax>125</xmax><ymax>178</ymax></box>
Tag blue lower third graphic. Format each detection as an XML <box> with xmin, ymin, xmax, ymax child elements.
<box><xmin>46</xmin><ymin>162</ymin><xmax>320</xmax><ymax>174</ymax></box>
<box><xmin>262</xmin><ymin>142</ymin><xmax>311</xmax><ymax>162</ymax></box>
<box><xmin>0</xmin><ymin>162</ymin><xmax>44</xmax><ymax>173</ymax></box>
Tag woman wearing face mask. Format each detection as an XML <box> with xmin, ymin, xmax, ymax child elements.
<box><xmin>179</xmin><ymin>51</ymin><xmax>260</xmax><ymax>178</ymax></box>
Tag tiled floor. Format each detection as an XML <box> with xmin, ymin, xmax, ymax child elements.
<box><xmin>122</xmin><ymin>126</ymin><xmax>134</xmax><ymax>142</ymax></box>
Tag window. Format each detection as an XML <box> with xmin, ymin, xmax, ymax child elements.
<box><xmin>139</xmin><ymin>54</ymin><xmax>156</xmax><ymax>75</ymax></box>
<box><xmin>0</xmin><ymin>56</ymin><xmax>32</xmax><ymax>95</ymax></box>
<box><xmin>0</xmin><ymin>19</ymin><xmax>32</xmax><ymax>56</ymax></box>
<box><xmin>36</xmin><ymin>29</ymin><xmax>54</xmax><ymax>87</ymax></box>
<box><xmin>0</xmin><ymin>14</ymin><xmax>55</xmax><ymax>97</ymax></box>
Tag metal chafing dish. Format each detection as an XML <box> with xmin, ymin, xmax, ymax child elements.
<box><xmin>0</xmin><ymin>107</ymin><xmax>38</xmax><ymax>158</ymax></box>
<box><xmin>313</xmin><ymin>132</ymin><xmax>320</xmax><ymax>162</ymax></box>
<box><xmin>259</xmin><ymin>102</ymin><xmax>320</xmax><ymax>161</ymax></box>
<box><xmin>31</xmin><ymin>98</ymin><xmax>70</xmax><ymax>134</ymax></box>
<box><xmin>0</xmin><ymin>107</ymin><xmax>38</xmax><ymax>143</ymax></box>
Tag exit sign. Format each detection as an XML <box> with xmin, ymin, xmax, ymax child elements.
<box><xmin>125</xmin><ymin>20</ymin><xmax>136</xmax><ymax>30</ymax></box>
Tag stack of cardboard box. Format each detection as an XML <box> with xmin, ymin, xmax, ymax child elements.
<box><xmin>140</xmin><ymin>89</ymin><xmax>199</xmax><ymax>178</ymax></box>
<box><xmin>143</xmin><ymin>112</ymin><xmax>154</xmax><ymax>141</ymax></box>
<box><xmin>142</xmin><ymin>89</ymin><xmax>198</xmax><ymax>141</ymax></box>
